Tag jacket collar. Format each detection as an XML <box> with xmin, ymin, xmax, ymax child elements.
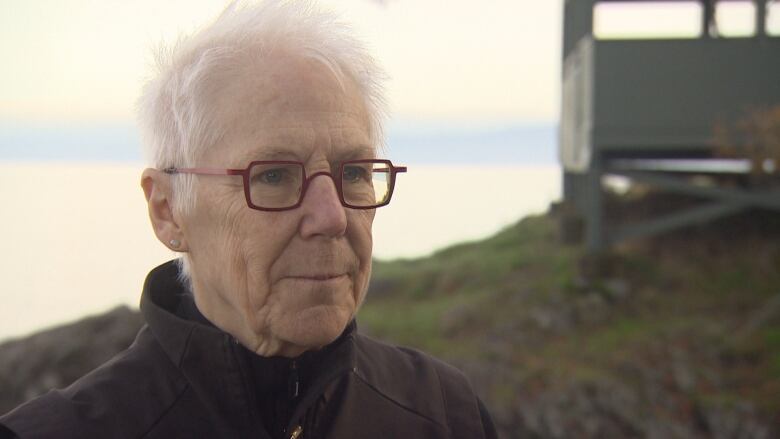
<box><xmin>139</xmin><ymin>260</ymin><xmax>357</xmax><ymax>434</ymax></box>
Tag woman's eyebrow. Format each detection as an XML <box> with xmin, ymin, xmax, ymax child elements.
<box><xmin>337</xmin><ymin>145</ymin><xmax>376</xmax><ymax>160</ymax></box>
<box><xmin>252</xmin><ymin>147</ymin><xmax>300</xmax><ymax>160</ymax></box>
<box><xmin>244</xmin><ymin>144</ymin><xmax>375</xmax><ymax>162</ymax></box>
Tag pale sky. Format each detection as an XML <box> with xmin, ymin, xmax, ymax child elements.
<box><xmin>0</xmin><ymin>0</ymin><xmax>563</xmax><ymax>125</ymax></box>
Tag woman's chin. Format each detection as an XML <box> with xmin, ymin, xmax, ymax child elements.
<box><xmin>279</xmin><ymin>305</ymin><xmax>352</xmax><ymax>353</ymax></box>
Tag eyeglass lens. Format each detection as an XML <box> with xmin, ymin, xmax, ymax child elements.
<box><xmin>247</xmin><ymin>162</ymin><xmax>391</xmax><ymax>209</ymax></box>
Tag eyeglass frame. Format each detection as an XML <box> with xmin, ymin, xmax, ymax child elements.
<box><xmin>163</xmin><ymin>159</ymin><xmax>407</xmax><ymax>212</ymax></box>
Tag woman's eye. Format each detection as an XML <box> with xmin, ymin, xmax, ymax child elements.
<box><xmin>343</xmin><ymin>166</ymin><xmax>367</xmax><ymax>182</ymax></box>
<box><xmin>259</xmin><ymin>169</ymin><xmax>286</xmax><ymax>184</ymax></box>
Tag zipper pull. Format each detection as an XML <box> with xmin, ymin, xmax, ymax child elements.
<box><xmin>288</xmin><ymin>360</ymin><xmax>300</xmax><ymax>400</ymax></box>
<box><xmin>288</xmin><ymin>425</ymin><xmax>303</xmax><ymax>439</ymax></box>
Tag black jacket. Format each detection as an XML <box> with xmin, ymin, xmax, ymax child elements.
<box><xmin>1</xmin><ymin>261</ymin><xmax>496</xmax><ymax>438</ymax></box>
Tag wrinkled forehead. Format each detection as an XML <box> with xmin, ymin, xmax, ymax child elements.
<box><xmin>201</xmin><ymin>53</ymin><xmax>373</xmax><ymax>164</ymax></box>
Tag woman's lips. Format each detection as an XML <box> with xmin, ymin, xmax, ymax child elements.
<box><xmin>286</xmin><ymin>273</ymin><xmax>348</xmax><ymax>282</ymax></box>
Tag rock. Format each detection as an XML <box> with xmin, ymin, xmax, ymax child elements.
<box><xmin>528</xmin><ymin>301</ymin><xmax>576</xmax><ymax>334</ymax></box>
<box><xmin>603</xmin><ymin>278</ymin><xmax>631</xmax><ymax>302</ymax></box>
<box><xmin>704</xmin><ymin>402</ymin><xmax>772</xmax><ymax>439</ymax></box>
<box><xmin>0</xmin><ymin>306</ymin><xmax>143</xmax><ymax>415</ymax></box>
<box><xmin>574</xmin><ymin>292</ymin><xmax>609</xmax><ymax>325</ymax></box>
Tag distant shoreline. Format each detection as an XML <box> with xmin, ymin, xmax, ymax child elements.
<box><xmin>0</xmin><ymin>120</ymin><xmax>557</xmax><ymax>165</ymax></box>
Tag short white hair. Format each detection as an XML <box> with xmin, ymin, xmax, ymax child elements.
<box><xmin>137</xmin><ymin>0</ymin><xmax>386</xmax><ymax>210</ymax></box>
<box><xmin>136</xmin><ymin>0</ymin><xmax>387</xmax><ymax>283</ymax></box>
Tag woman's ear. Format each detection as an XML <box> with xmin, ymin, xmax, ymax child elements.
<box><xmin>141</xmin><ymin>169</ymin><xmax>189</xmax><ymax>252</ymax></box>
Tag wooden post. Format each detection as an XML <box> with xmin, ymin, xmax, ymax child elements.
<box><xmin>702</xmin><ymin>0</ymin><xmax>716</xmax><ymax>38</ymax></box>
<box><xmin>756</xmin><ymin>0</ymin><xmax>768</xmax><ymax>37</ymax></box>
<box><xmin>585</xmin><ymin>153</ymin><xmax>604</xmax><ymax>253</ymax></box>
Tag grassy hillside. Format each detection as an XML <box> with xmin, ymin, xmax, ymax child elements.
<box><xmin>360</xmin><ymin>211</ymin><xmax>780</xmax><ymax>438</ymax></box>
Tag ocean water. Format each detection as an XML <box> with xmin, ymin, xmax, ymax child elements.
<box><xmin>0</xmin><ymin>162</ymin><xmax>560</xmax><ymax>342</ymax></box>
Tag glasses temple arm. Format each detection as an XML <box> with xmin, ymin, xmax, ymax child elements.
<box><xmin>163</xmin><ymin>167</ymin><xmax>243</xmax><ymax>176</ymax></box>
<box><xmin>372</xmin><ymin>166</ymin><xmax>407</xmax><ymax>174</ymax></box>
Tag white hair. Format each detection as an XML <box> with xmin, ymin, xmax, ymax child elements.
<box><xmin>136</xmin><ymin>0</ymin><xmax>387</xmax><ymax>283</ymax></box>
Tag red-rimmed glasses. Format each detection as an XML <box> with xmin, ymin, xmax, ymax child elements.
<box><xmin>163</xmin><ymin>159</ymin><xmax>407</xmax><ymax>211</ymax></box>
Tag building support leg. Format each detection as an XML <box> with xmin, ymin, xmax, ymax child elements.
<box><xmin>585</xmin><ymin>154</ymin><xmax>604</xmax><ymax>253</ymax></box>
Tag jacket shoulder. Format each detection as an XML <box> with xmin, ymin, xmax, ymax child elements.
<box><xmin>0</xmin><ymin>326</ymin><xmax>187</xmax><ymax>439</ymax></box>
<box><xmin>352</xmin><ymin>333</ymin><xmax>487</xmax><ymax>438</ymax></box>
<box><xmin>353</xmin><ymin>333</ymin><xmax>468</xmax><ymax>387</ymax></box>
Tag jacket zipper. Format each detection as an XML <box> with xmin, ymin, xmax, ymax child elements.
<box><xmin>288</xmin><ymin>360</ymin><xmax>300</xmax><ymax>400</ymax></box>
<box><xmin>285</xmin><ymin>360</ymin><xmax>302</xmax><ymax>439</ymax></box>
<box><xmin>288</xmin><ymin>425</ymin><xmax>303</xmax><ymax>439</ymax></box>
<box><xmin>285</xmin><ymin>333</ymin><xmax>355</xmax><ymax>438</ymax></box>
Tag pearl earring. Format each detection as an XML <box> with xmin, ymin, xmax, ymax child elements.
<box><xmin>169</xmin><ymin>239</ymin><xmax>180</xmax><ymax>248</ymax></box>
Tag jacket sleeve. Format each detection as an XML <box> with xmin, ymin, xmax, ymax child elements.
<box><xmin>0</xmin><ymin>423</ymin><xmax>19</xmax><ymax>439</ymax></box>
<box><xmin>477</xmin><ymin>398</ymin><xmax>498</xmax><ymax>439</ymax></box>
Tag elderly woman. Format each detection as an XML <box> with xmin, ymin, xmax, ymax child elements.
<box><xmin>0</xmin><ymin>2</ymin><xmax>495</xmax><ymax>438</ymax></box>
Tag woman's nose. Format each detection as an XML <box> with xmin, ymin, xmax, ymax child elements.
<box><xmin>298</xmin><ymin>173</ymin><xmax>348</xmax><ymax>239</ymax></box>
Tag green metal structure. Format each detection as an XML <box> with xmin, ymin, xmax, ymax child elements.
<box><xmin>560</xmin><ymin>0</ymin><xmax>780</xmax><ymax>252</ymax></box>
